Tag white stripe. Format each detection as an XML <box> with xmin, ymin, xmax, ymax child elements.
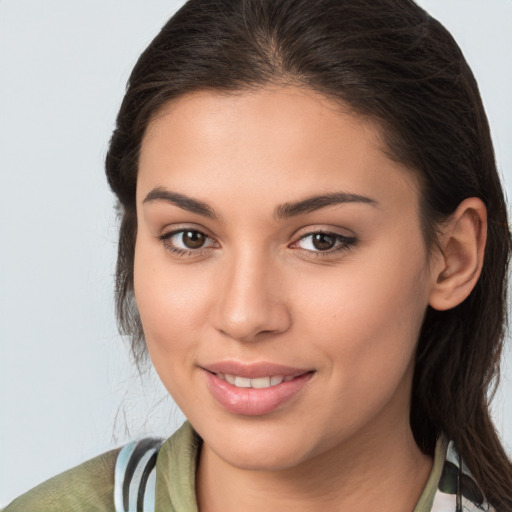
<box><xmin>114</xmin><ymin>441</ymin><xmax>137</xmax><ymax>512</ymax></box>
<box><xmin>143</xmin><ymin>465</ymin><xmax>157</xmax><ymax>512</ymax></box>
<box><xmin>128</xmin><ymin>448</ymin><xmax>157</xmax><ymax>512</ymax></box>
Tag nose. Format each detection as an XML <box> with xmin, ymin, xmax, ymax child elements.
<box><xmin>212</xmin><ymin>250</ymin><xmax>292</xmax><ymax>342</ymax></box>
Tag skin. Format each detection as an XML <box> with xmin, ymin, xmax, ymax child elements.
<box><xmin>134</xmin><ymin>86</ymin><xmax>486</xmax><ymax>512</ymax></box>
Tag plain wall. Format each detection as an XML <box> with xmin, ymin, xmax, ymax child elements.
<box><xmin>1</xmin><ymin>0</ymin><xmax>511</xmax><ymax>505</ymax></box>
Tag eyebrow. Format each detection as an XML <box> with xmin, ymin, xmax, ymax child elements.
<box><xmin>143</xmin><ymin>187</ymin><xmax>219</xmax><ymax>219</ymax></box>
<box><xmin>274</xmin><ymin>192</ymin><xmax>378</xmax><ymax>219</ymax></box>
<box><xmin>143</xmin><ymin>186</ymin><xmax>378</xmax><ymax>220</ymax></box>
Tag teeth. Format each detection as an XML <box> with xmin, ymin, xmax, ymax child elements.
<box><xmin>251</xmin><ymin>377</ymin><xmax>270</xmax><ymax>388</ymax></box>
<box><xmin>224</xmin><ymin>374</ymin><xmax>236</xmax><ymax>385</ymax></box>
<box><xmin>218</xmin><ymin>373</ymin><xmax>293</xmax><ymax>388</ymax></box>
<box><xmin>234</xmin><ymin>376</ymin><xmax>252</xmax><ymax>388</ymax></box>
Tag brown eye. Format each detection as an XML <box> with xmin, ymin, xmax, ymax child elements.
<box><xmin>182</xmin><ymin>230</ymin><xmax>207</xmax><ymax>249</ymax></box>
<box><xmin>293</xmin><ymin>231</ymin><xmax>357</xmax><ymax>255</ymax></box>
<box><xmin>159</xmin><ymin>228</ymin><xmax>216</xmax><ymax>254</ymax></box>
<box><xmin>311</xmin><ymin>233</ymin><xmax>336</xmax><ymax>251</ymax></box>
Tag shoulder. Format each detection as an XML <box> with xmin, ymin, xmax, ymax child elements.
<box><xmin>3</xmin><ymin>438</ymin><xmax>164</xmax><ymax>512</ymax></box>
<box><xmin>2</xmin><ymin>448</ymin><xmax>120</xmax><ymax>512</ymax></box>
<box><xmin>431</xmin><ymin>439</ymin><xmax>497</xmax><ymax>512</ymax></box>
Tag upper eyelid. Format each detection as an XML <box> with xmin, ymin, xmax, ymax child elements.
<box><xmin>160</xmin><ymin>224</ymin><xmax>216</xmax><ymax>239</ymax></box>
<box><xmin>291</xmin><ymin>225</ymin><xmax>356</xmax><ymax>241</ymax></box>
<box><xmin>297</xmin><ymin>228</ymin><xmax>353</xmax><ymax>237</ymax></box>
<box><xmin>159</xmin><ymin>228</ymin><xmax>217</xmax><ymax>245</ymax></box>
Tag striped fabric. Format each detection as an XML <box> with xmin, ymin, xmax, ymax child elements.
<box><xmin>114</xmin><ymin>437</ymin><xmax>164</xmax><ymax>512</ymax></box>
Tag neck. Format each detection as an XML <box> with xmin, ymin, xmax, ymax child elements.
<box><xmin>196</xmin><ymin>419</ymin><xmax>433</xmax><ymax>512</ymax></box>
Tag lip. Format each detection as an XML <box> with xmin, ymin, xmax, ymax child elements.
<box><xmin>202</xmin><ymin>361</ymin><xmax>311</xmax><ymax>379</ymax></box>
<box><xmin>201</xmin><ymin>361</ymin><xmax>315</xmax><ymax>416</ymax></box>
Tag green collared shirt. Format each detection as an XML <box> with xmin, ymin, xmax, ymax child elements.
<box><xmin>3</xmin><ymin>422</ymin><xmax>494</xmax><ymax>511</ymax></box>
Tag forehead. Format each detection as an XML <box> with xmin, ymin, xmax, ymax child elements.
<box><xmin>143</xmin><ymin>86</ymin><xmax>381</xmax><ymax>161</ymax></box>
<box><xmin>138</xmin><ymin>86</ymin><xmax>420</xmax><ymax>213</ymax></box>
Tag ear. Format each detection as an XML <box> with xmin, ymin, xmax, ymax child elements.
<box><xmin>428</xmin><ymin>197</ymin><xmax>487</xmax><ymax>311</ymax></box>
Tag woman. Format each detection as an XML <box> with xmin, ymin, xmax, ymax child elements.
<box><xmin>4</xmin><ymin>0</ymin><xmax>511</xmax><ymax>511</ymax></box>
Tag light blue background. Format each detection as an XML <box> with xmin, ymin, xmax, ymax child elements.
<box><xmin>1</xmin><ymin>0</ymin><xmax>511</xmax><ymax>505</ymax></box>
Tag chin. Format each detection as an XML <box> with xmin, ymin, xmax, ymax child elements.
<box><xmin>217</xmin><ymin>441</ymin><xmax>310</xmax><ymax>472</ymax></box>
<box><xmin>195</xmin><ymin>418</ymin><xmax>320</xmax><ymax>472</ymax></box>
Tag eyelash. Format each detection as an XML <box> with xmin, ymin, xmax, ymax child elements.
<box><xmin>157</xmin><ymin>229</ymin><xmax>357</xmax><ymax>258</ymax></box>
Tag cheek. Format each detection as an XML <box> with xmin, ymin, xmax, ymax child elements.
<box><xmin>295</xmin><ymin>237</ymin><xmax>430</xmax><ymax>389</ymax></box>
<box><xmin>133</xmin><ymin>239</ymin><xmax>212</xmax><ymax>380</ymax></box>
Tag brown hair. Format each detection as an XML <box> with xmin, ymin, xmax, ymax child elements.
<box><xmin>105</xmin><ymin>0</ymin><xmax>512</xmax><ymax>507</ymax></box>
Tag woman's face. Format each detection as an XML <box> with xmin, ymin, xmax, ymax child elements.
<box><xmin>134</xmin><ymin>86</ymin><xmax>438</xmax><ymax>470</ymax></box>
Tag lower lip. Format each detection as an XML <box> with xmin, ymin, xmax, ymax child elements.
<box><xmin>203</xmin><ymin>371</ymin><xmax>314</xmax><ymax>416</ymax></box>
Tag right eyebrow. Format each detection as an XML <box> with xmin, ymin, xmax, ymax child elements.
<box><xmin>142</xmin><ymin>187</ymin><xmax>219</xmax><ymax>220</ymax></box>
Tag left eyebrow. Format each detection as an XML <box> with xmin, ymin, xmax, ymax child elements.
<box><xmin>274</xmin><ymin>192</ymin><xmax>378</xmax><ymax>219</ymax></box>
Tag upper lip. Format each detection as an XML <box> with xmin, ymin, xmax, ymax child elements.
<box><xmin>201</xmin><ymin>361</ymin><xmax>312</xmax><ymax>379</ymax></box>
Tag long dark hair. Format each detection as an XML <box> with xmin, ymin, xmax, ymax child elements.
<box><xmin>105</xmin><ymin>0</ymin><xmax>512</xmax><ymax>507</ymax></box>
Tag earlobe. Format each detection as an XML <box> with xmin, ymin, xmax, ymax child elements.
<box><xmin>428</xmin><ymin>197</ymin><xmax>487</xmax><ymax>311</ymax></box>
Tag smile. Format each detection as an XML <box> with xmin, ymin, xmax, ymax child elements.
<box><xmin>202</xmin><ymin>363</ymin><xmax>315</xmax><ymax>416</ymax></box>
<box><xmin>215</xmin><ymin>373</ymin><xmax>296</xmax><ymax>388</ymax></box>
